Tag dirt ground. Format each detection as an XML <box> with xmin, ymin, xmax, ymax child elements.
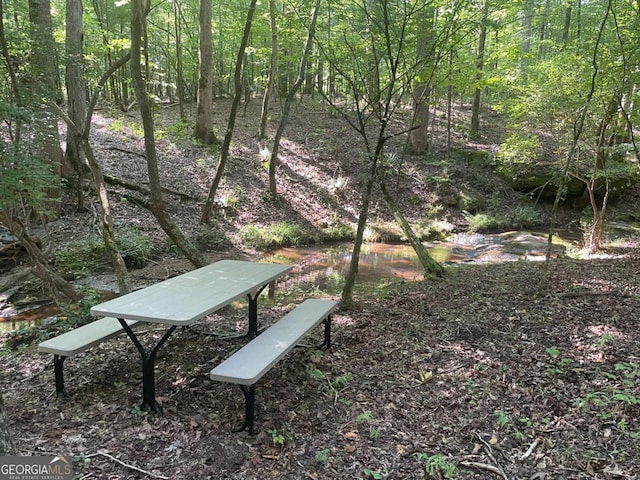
<box><xmin>1</xmin><ymin>98</ymin><xmax>640</xmax><ymax>479</ymax></box>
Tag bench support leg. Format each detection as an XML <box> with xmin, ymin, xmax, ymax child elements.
<box><xmin>233</xmin><ymin>384</ymin><xmax>256</xmax><ymax>435</ymax></box>
<box><xmin>118</xmin><ymin>318</ymin><xmax>177</xmax><ymax>413</ymax></box>
<box><xmin>53</xmin><ymin>355</ymin><xmax>67</xmax><ymax>397</ymax></box>
<box><xmin>246</xmin><ymin>284</ymin><xmax>270</xmax><ymax>339</ymax></box>
<box><xmin>319</xmin><ymin>315</ymin><xmax>332</xmax><ymax>350</ymax></box>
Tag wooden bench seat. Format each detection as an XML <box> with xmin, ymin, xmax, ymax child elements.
<box><xmin>210</xmin><ymin>298</ymin><xmax>338</xmax><ymax>434</ymax></box>
<box><xmin>38</xmin><ymin>317</ymin><xmax>139</xmax><ymax>396</ymax></box>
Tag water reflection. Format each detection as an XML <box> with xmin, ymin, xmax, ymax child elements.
<box><xmin>263</xmin><ymin>231</ymin><xmax>571</xmax><ymax>291</ymax></box>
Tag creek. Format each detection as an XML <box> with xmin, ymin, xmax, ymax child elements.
<box><xmin>0</xmin><ymin>230</ymin><xmax>580</xmax><ymax>332</ymax></box>
<box><xmin>261</xmin><ymin>230</ymin><xmax>575</xmax><ymax>292</ymax></box>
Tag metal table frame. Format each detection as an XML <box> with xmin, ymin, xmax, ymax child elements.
<box><xmin>90</xmin><ymin>260</ymin><xmax>292</xmax><ymax>412</ymax></box>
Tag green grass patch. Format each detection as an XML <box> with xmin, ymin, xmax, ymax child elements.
<box><xmin>239</xmin><ymin>222</ymin><xmax>314</xmax><ymax>250</ymax></box>
<box><xmin>53</xmin><ymin>229</ymin><xmax>153</xmax><ymax>277</ymax></box>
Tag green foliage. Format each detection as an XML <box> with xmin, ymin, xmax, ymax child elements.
<box><xmin>158</xmin><ymin>118</ymin><xmax>191</xmax><ymax>142</ymax></box>
<box><xmin>496</xmin><ymin>133</ymin><xmax>544</xmax><ymax>179</ymax></box>
<box><xmin>239</xmin><ymin>222</ymin><xmax>312</xmax><ymax>250</ymax></box>
<box><xmin>575</xmin><ymin>363</ymin><xmax>640</xmax><ymax>423</ymax></box>
<box><xmin>315</xmin><ymin>448</ymin><xmax>330</xmax><ymax>464</ymax></box>
<box><xmin>320</xmin><ymin>223</ymin><xmax>356</xmax><ymax>242</ymax></box>
<box><xmin>267</xmin><ymin>428</ymin><xmax>286</xmax><ymax>448</ymax></box>
<box><xmin>414</xmin><ymin>453</ymin><xmax>457</xmax><ymax>479</ymax></box>
<box><xmin>53</xmin><ymin>230</ymin><xmax>152</xmax><ymax>277</ymax></box>
<box><xmin>363</xmin><ymin>468</ymin><xmax>385</xmax><ymax>479</ymax></box>
<box><xmin>306</xmin><ymin>364</ymin><xmax>353</xmax><ymax>406</ymax></box>
<box><xmin>0</xmin><ymin>103</ymin><xmax>60</xmax><ymax>216</ymax></box>
<box><xmin>465</xmin><ymin>213</ymin><xmax>503</xmax><ymax>232</ymax></box>
<box><xmin>544</xmin><ymin>346</ymin><xmax>576</xmax><ymax>376</ymax></box>
<box><xmin>511</xmin><ymin>206</ymin><xmax>543</xmax><ymax>229</ymax></box>
<box><xmin>465</xmin><ymin>204</ymin><xmax>542</xmax><ymax>232</ymax></box>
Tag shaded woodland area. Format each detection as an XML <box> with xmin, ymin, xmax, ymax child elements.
<box><xmin>1</xmin><ymin>0</ymin><xmax>640</xmax><ymax>477</ymax></box>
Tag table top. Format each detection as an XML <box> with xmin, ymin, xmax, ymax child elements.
<box><xmin>90</xmin><ymin>260</ymin><xmax>292</xmax><ymax>325</ymax></box>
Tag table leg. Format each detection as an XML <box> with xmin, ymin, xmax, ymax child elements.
<box><xmin>118</xmin><ymin>318</ymin><xmax>176</xmax><ymax>412</ymax></box>
<box><xmin>246</xmin><ymin>283</ymin><xmax>270</xmax><ymax>339</ymax></box>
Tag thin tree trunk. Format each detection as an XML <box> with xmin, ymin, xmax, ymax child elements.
<box><xmin>51</xmin><ymin>96</ymin><xmax>132</xmax><ymax>295</ymax></box>
<box><xmin>201</xmin><ymin>0</ymin><xmax>258</xmax><ymax>223</ymax></box>
<box><xmin>0</xmin><ymin>214</ymin><xmax>82</xmax><ymax>303</ymax></box>
<box><xmin>408</xmin><ymin>5</ymin><xmax>435</xmax><ymax>154</ymax></box>
<box><xmin>131</xmin><ymin>0</ymin><xmax>207</xmax><ymax>268</ymax></box>
<box><xmin>470</xmin><ymin>0</ymin><xmax>488</xmax><ymax>138</ymax></box>
<box><xmin>194</xmin><ymin>0</ymin><xmax>216</xmax><ymax>144</ymax></box>
<box><xmin>341</xmin><ymin>161</ymin><xmax>376</xmax><ymax>309</ymax></box>
<box><xmin>173</xmin><ymin>0</ymin><xmax>186</xmax><ymax>120</ymax></box>
<box><xmin>377</xmin><ymin>171</ymin><xmax>443</xmax><ymax>277</ymax></box>
<box><xmin>258</xmin><ymin>0</ymin><xmax>278</xmax><ymax>140</ymax></box>
<box><xmin>28</xmin><ymin>0</ymin><xmax>64</xmax><ymax>215</ymax></box>
<box><xmin>268</xmin><ymin>0</ymin><xmax>321</xmax><ymax>196</ymax></box>
<box><xmin>65</xmin><ymin>0</ymin><xmax>88</xmax><ymax>212</ymax></box>
<box><xmin>562</xmin><ymin>5</ymin><xmax>572</xmax><ymax>49</ymax></box>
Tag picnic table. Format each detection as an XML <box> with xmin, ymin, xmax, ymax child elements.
<box><xmin>89</xmin><ymin>259</ymin><xmax>292</xmax><ymax>412</ymax></box>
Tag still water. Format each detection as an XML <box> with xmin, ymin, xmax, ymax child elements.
<box><xmin>1</xmin><ymin>231</ymin><xmax>573</xmax><ymax>331</ymax></box>
<box><xmin>262</xmin><ymin>230</ymin><xmax>571</xmax><ymax>291</ymax></box>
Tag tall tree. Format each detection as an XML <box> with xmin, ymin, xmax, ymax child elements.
<box><xmin>130</xmin><ymin>0</ymin><xmax>207</xmax><ymax>267</ymax></box>
<box><xmin>470</xmin><ymin>0</ymin><xmax>489</xmax><ymax>138</ymax></box>
<box><xmin>173</xmin><ymin>0</ymin><xmax>186</xmax><ymax>120</ymax></box>
<box><xmin>194</xmin><ymin>0</ymin><xmax>217</xmax><ymax>144</ymax></box>
<box><xmin>27</xmin><ymin>0</ymin><xmax>64</xmax><ymax>214</ymax></box>
<box><xmin>268</xmin><ymin>0</ymin><xmax>322</xmax><ymax>197</ymax></box>
<box><xmin>320</xmin><ymin>0</ymin><xmax>444</xmax><ymax>308</ymax></box>
<box><xmin>201</xmin><ymin>0</ymin><xmax>258</xmax><ymax>223</ymax></box>
<box><xmin>65</xmin><ymin>0</ymin><xmax>88</xmax><ymax>211</ymax></box>
<box><xmin>408</xmin><ymin>3</ymin><xmax>435</xmax><ymax>154</ymax></box>
<box><xmin>258</xmin><ymin>0</ymin><xmax>278</xmax><ymax>140</ymax></box>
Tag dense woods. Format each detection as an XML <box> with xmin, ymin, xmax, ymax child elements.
<box><xmin>1</xmin><ymin>0</ymin><xmax>640</xmax><ymax>475</ymax></box>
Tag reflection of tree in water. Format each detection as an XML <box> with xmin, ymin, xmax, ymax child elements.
<box><xmin>265</xmin><ymin>232</ymin><xmax>577</xmax><ymax>290</ymax></box>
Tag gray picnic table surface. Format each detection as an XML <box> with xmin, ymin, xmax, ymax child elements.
<box><xmin>90</xmin><ymin>259</ymin><xmax>292</xmax><ymax>411</ymax></box>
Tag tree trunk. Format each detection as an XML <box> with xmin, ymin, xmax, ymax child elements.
<box><xmin>201</xmin><ymin>0</ymin><xmax>258</xmax><ymax>223</ymax></box>
<box><xmin>173</xmin><ymin>0</ymin><xmax>186</xmax><ymax>120</ymax></box>
<box><xmin>0</xmin><ymin>214</ymin><xmax>82</xmax><ymax>304</ymax></box>
<box><xmin>470</xmin><ymin>0</ymin><xmax>488</xmax><ymax>139</ymax></box>
<box><xmin>28</xmin><ymin>0</ymin><xmax>64</xmax><ymax>215</ymax></box>
<box><xmin>258</xmin><ymin>0</ymin><xmax>278</xmax><ymax>140</ymax></box>
<box><xmin>130</xmin><ymin>0</ymin><xmax>207</xmax><ymax>268</ymax></box>
<box><xmin>268</xmin><ymin>0</ymin><xmax>321</xmax><ymax>196</ymax></box>
<box><xmin>562</xmin><ymin>4</ymin><xmax>572</xmax><ymax>49</ymax></box>
<box><xmin>0</xmin><ymin>0</ymin><xmax>22</xmax><ymax>141</ymax></box>
<box><xmin>52</xmin><ymin>81</ymin><xmax>133</xmax><ymax>294</ymax></box>
<box><xmin>194</xmin><ymin>0</ymin><xmax>216</xmax><ymax>144</ymax></box>
<box><xmin>408</xmin><ymin>5</ymin><xmax>435</xmax><ymax>154</ymax></box>
<box><xmin>65</xmin><ymin>0</ymin><xmax>88</xmax><ymax>212</ymax></box>
<box><xmin>377</xmin><ymin>171</ymin><xmax>443</xmax><ymax>277</ymax></box>
<box><xmin>340</xmin><ymin>162</ymin><xmax>376</xmax><ymax>310</ymax></box>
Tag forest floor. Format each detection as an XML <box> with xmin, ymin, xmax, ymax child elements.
<box><xmin>1</xmin><ymin>98</ymin><xmax>640</xmax><ymax>479</ymax></box>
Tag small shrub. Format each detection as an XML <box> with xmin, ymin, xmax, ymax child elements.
<box><xmin>465</xmin><ymin>212</ymin><xmax>504</xmax><ymax>232</ymax></box>
<box><xmin>53</xmin><ymin>229</ymin><xmax>153</xmax><ymax>276</ymax></box>
<box><xmin>239</xmin><ymin>222</ymin><xmax>311</xmax><ymax>250</ymax></box>
<box><xmin>510</xmin><ymin>205</ymin><xmax>543</xmax><ymax>229</ymax></box>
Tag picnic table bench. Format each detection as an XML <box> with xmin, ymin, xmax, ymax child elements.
<box><xmin>210</xmin><ymin>298</ymin><xmax>338</xmax><ymax>434</ymax></box>
<box><xmin>39</xmin><ymin>260</ymin><xmax>292</xmax><ymax>410</ymax></box>
<box><xmin>38</xmin><ymin>317</ymin><xmax>139</xmax><ymax>396</ymax></box>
